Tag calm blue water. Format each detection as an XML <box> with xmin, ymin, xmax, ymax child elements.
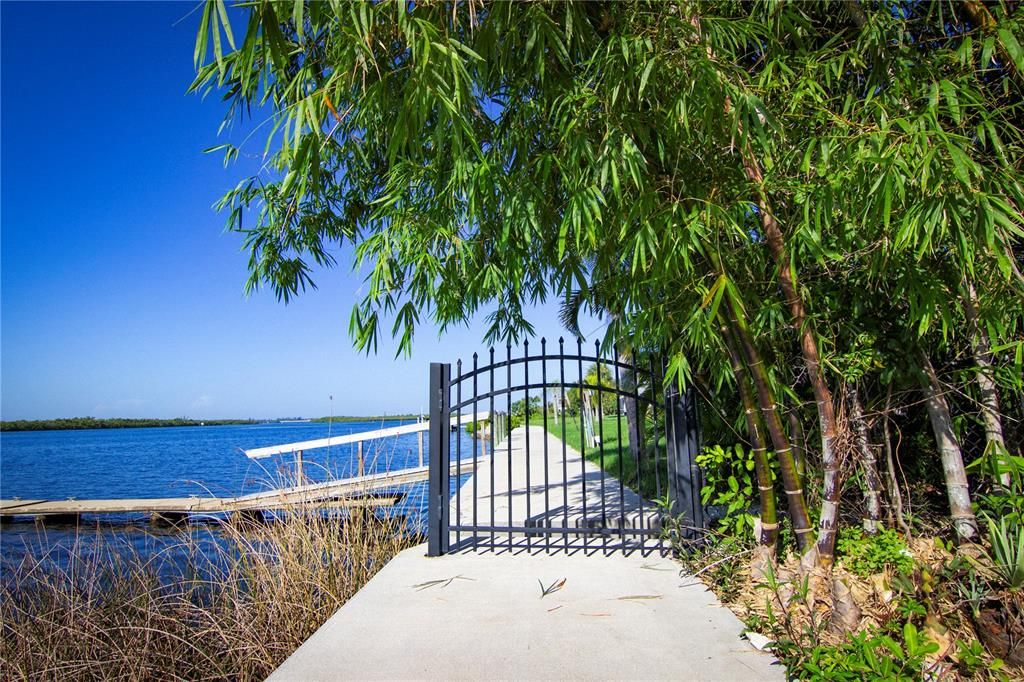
<box><xmin>0</xmin><ymin>420</ymin><xmax>480</xmax><ymax>572</ymax></box>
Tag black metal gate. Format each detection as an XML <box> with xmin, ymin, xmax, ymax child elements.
<box><xmin>427</xmin><ymin>339</ymin><xmax>704</xmax><ymax>555</ymax></box>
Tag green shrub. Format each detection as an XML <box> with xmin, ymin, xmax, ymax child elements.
<box><xmin>783</xmin><ymin>622</ymin><xmax>938</xmax><ymax>681</ymax></box>
<box><xmin>836</xmin><ymin>527</ymin><xmax>914</xmax><ymax>577</ymax></box>
<box><xmin>973</xmin><ymin>457</ymin><xmax>1024</xmax><ymax>525</ymax></box>
<box><xmin>983</xmin><ymin>513</ymin><xmax>1024</xmax><ymax>590</ymax></box>
<box><xmin>464</xmin><ymin>419</ymin><xmax>488</xmax><ymax>436</ymax></box>
<box><xmin>695</xmin><ymin>443</ymin><xmax>767</xmax><ymax>540</ymax></box>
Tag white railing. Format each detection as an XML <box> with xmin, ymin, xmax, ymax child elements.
<box><xmin>244</xmin><ymin>412</ymin><xmax>491</xmax><ymax>462</ymax></box>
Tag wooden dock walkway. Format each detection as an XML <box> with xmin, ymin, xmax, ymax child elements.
<box><xmin>0</xmin><ymin>457</ymin><xmax>488</xmax><ymax>522</ymax></box>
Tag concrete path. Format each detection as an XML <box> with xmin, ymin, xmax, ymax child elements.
<box><xmin>269</xmin><ymin>545</ymin><xmax>782</xmax><ymax>681</ymax></box>
<box><xmin>452</xmin><ymin>426</ymin><xmax>661</xmax><ymax>550</ymax></box>
<box><xmin>269</xmin><ymin>426</ymin><xmax>783</xmax><ymax>681</ymax></box>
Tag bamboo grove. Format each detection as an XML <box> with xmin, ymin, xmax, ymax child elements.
<box><xmin>192</xmin><ymin>1</ymin><xmax>1024</xmax><ymax>570</ymax></box>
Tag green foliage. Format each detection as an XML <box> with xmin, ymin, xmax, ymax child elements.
<box><xmin>782</xmin><ymin>623</ymin><xmax>938</xmax><ymax>682</ymax></box>
<box><xmin>835</xmin><ymin>528</ymin><xmax>914</xmax><ymax>578</ymax></box>
<box><xmin>983</xmin><ymin>513</ymin><xmax>1024</xmax><ymax>590</ymax></box>
<box><xmin>973</xmin><ymin>457</ymin><xmax>1024</xmax><ymax>524</ymax></box>
<box><xmin>953</xmin><ymin>638</ymin><xmax>1007</xmax><ymax>678</ymax></box>
<box><xmin>190</xmin><ymin>0</ymin><xmax>1024</xmax><ymax>568</ymax></box>
<box><xmin>510</xmin><ymin>396</ymin><xmax>541</xmax><ymax>419</ymax></box>
<box><xmin>191</xmin><ymin>0</ymin><xmax>1024</xmax><ymax>364</ymax></box>
<box><xmin>957</xmin><ymin>571</ymin><xmax>991</xmax><ymax>621</ymax></box>
<box><xmin>463</xmin><ymin>419</ymin><xmax>488</xmax><ymax>437</ymax></box>
<box><xmin>0</xmin><ymin>417</ymin><xmax>258</xmax><ymax>432</ymax></box>
<box><xmin>754</xmin><ymin>561</ymin><xmax>938</xmax><ymax>680</ymax></box>
<box><xmin>562</xmin><ymin>363</ymin><xmax>618</xmax><ymax>417</ymax></box>
<box><xmin>696</xmin><ymin>443</ymin><xmax>767</xmax><ymax>540</ymax></box>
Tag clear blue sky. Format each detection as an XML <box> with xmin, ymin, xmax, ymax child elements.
<box><xmin>0</xmin><ymin>1</ymin><xmax>600</xmax><ymax>421</ymax></box>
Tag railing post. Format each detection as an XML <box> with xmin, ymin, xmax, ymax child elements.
<box><xmin>427</xmin><ymin>362</ymin><xmax>451</xmax><ymax>556</ymax></box>
<box><xmin>666</xmin><ymin>385</ymin><xmax>705</xmax><ymax>538</ymax></box>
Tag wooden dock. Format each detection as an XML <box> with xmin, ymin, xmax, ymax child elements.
<box><xmin>0</xmin><ymin>457</ymin><xmax>488</xmax><ymax>522</ymax></box>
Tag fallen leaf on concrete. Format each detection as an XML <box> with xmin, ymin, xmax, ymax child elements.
<box><xmin>581</xmin><ymin>613</ymin><xmax>611</xmax><ymax>617</ymax></box>
<box><xmin>539</xmin><ymin>577</ymin><xmax>567</xmax><ymax>598</ymax></box>
<box><xmin>640</xmin><ymin>564</ymin><xmax>674</xmax><ymax>571</ymax></box>
<box><xmin>616</xmin><ymin>595</ymin><xmax>663</xmax><ymax>601</ymax></box>
<box><xmin>412</xmin><ymin>575</ymin><xmax>475</xmax><ymax>591</ymax></box>
<box><xmin>547</xmin><ymin>605</ymin><xmax>563</xmax><ymax>612</ymax></box>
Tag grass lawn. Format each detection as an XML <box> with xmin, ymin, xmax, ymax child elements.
<box><xmin>530</xmin><ymin>414</ymin><xmax>667</xmax><ymax>502</ymax></box>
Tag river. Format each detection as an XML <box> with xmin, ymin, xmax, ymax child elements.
<box><xmin>0</xmin><ymin>420</ymin><xmax>479</xmax><ymax>571</ymax></box>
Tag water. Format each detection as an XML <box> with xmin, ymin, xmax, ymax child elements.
<box><xmin>0</xmin><ymin>420</ymin><xmax>478</xmax><ymax>573</ymax></box>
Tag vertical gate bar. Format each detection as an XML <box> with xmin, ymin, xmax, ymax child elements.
<box><xmin>472</xmin><ymin>353</ymin><xmax>479</xmax><ymax>548</ymax></box>
<box><xmin>442</xmin><ymin>363</ymin><xmax>451</xmax><ymax>553</ymax></box>
<box><xmin>427</xmin><ymin>362</ymin><xmax>451</xmax><ymax>556</ymax></box>
<box><xmin>456</xmin><ymin>359</ymin><xmax>462</xmax><ymax>549</ymax></box>
<box><xmin>694</xmin><ymin>389</ymin><xmax>705</xmax><ymax>532</ymax></box>
<box><xmin>559</xmin><ymin>338</ymin><xmax>569</xmax><ymax>551</ymax></box>
<box><xmin>489</xmin><ymin>347</ymin><xmax>496</xmax><ymax>550</ymax></box>
<box><xmin>613</xmin><ymin>345</ymin><xmax>626</xmax><ymax>542</ymax></box>
<box><xmin>665</xmin><ymin>383</ymin><xmax>680</xmax><ymax>533</ymax></box>
<box><xmin>541</xmin><ymin>338</ymin><xmax>550</xmax><ymax>551</ymax></box>
<box><xmin>595</xmin><ymin>341</ymin><xmax>607</xmax><ymax>547</ymax></box>
<box><xmin>577</xmin><ymin>338</ymin><xmax>587</xmax><ymax>550</ymax></box>
<box><xmin>682</xmin><ymin>387</ymin><xmax>704</xmax><ymax>533</ymax></box>
<box><xmin>661</xmin><ymin>355</ymin><xmax>672</xmax><ymax>521</ymax></box>
<box><xmin>523</xmin><ymin>340</ymin><xmax>532</xmax><ymax>551</ymax></box>
<box><xmin>506</xmin><ymin>342</ymin><xmax>513</xmax><ymax>551</ymax></box>
<box><xmin>631</xmin><ymin>351</ymin><xmax>646</xmax><ymax>533</ymax></box>
<box><xmin>650</xmin><ymin>354</ymin><xmax>663</xmax><ymax>500</ymax></box>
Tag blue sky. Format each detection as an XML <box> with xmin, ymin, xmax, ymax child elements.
<box><xmin>0</xmin><ymin>2</ymin><xmax>600</xmax><ymax>420</ymax></box>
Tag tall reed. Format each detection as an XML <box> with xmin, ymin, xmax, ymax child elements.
<box><xmin>1</xmin><ymin>503</ymin><xmax>417</xmax><ymax>680</ymax></box>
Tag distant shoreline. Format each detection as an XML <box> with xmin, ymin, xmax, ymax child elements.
<box><xmin>0</xmin><ymin>415</ymin><xmax>422</xmax><ymax>432</ymax></box>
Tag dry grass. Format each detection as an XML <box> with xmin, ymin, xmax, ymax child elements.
<box><xmin>1</xmin><ymin>504</ymin><xmax>417</xmax><ymax>681</ymax></box>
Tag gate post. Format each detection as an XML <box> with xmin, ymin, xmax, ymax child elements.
<box><xmin>666</xmin><ymin>385</ymin><xmax>705</xmax><ymax>538</ymax></box>
<box><xmin>427</xmin><ymin>362</ymin><xmax>451</xmax><ymax>556</ymax></box>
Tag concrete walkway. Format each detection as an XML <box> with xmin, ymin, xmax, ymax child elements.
<box><xmin>270</xmin><ymin>546</ymin><xmax>782</xmax><ymax>680</ymax></box>
<box><xmin>452</xmin><ymin>425</ymin><xmax>660</xmax><ymax>550</ymax></box>
<box><xmin>269</xmin><ymin>426</ymin><xmax>783</xmax><ymax>681</ymax></box>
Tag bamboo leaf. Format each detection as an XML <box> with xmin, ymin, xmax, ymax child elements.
<box><xmin>194</xmin><ymin>0</ymin><xmax>212</xmax><ymax>68</ymax></box>
<box><xmin>215</xmin><ymin>0</ymin><xmax>235</xmax><ymax>50</ymax></box>
<box><xmin>997</xmin><ymin>27</ymin><xmax>1024</xmax><ymax>74</ymax></box>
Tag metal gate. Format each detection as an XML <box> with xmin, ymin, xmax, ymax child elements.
<box><xmin>427</xmin><ymin>339</ymin><xmax>704</xmax><ymax>555</ymax></box>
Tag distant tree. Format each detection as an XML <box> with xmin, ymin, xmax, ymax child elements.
<box><xmin>510</xmin><ymin>396</ymin><xmax>541</xmax><ymax>420</ymax></box>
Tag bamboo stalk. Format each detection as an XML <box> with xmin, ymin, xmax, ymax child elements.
<box><xmin>723</xmin><ymin>282</ymin><xmax>813</xmax><ymax>551</ymax></box>
<box><xmin>963</xmin><ymin>279</ymin><xmax>1011</xmax><ymax>487</ymax></box>
<box><xmin>788</xmin><ymin>408</ymin><xmax>807</xmax><ymax>483</ymax></box>
<box><xmin>721</xmin><ymin>321</ymin><xmax>778</xmax><ymax>548</ymax></box>
<box><xmin>882</xmin><ymin>384</ymin><xmax>912</xmax><ymax>540</ymax></box>
<box><xmin>920</xmin><ymin>351</ymin><xmax>978</xmax><ymax>543</ymax></box>
<box><xmin>737</xmin><ymin>147</ymin><xmax>842</xmax><ymax>565</ymax></box>
<box><xmin>848</xmin><ymin>383</ymin><xmax>884</xmax><ymax>533</ymax></box>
